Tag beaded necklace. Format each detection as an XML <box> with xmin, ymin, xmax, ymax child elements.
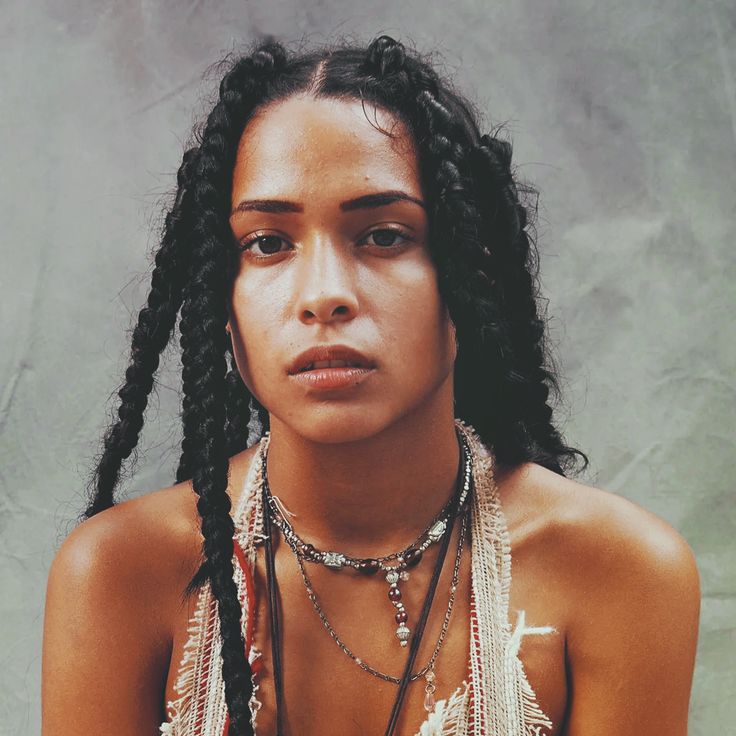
<box><xmin>259</xmin><ymin>429</ymin><xmax>473</xmax><ymax>735</ymax></box>
<box><xmin>266</xmin><ymin>432</ymin><xmax>472</xmax><ymax>647</ymax></box>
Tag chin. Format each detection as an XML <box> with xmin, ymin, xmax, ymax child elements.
<box><xmin>288</xmin><ymin>406</ymin><xmax>391</xmax><ymax>444</ymax></box>
<box><xmin>271</xmin><ymin>404</ymin><xmax>397</xmax><ymax>445</ymax></box>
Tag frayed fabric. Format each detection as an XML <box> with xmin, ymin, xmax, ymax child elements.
<box><xmin>161</xmin><ymin>421</ymin><xmax>555</xmax><ymax>735</ymax></box>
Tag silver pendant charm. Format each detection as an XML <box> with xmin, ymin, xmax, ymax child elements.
<box><xmin>424</xmin><ymin>668</ymin><xmax>437</xmax><ymax>712</ymax></box>
<box><xmin>427</xmin><ymin>519</ymin><xmax>447</xmax><ymax>543</ymax></box>
<box><xmin>386</xmin><ymin>566</ymin><xmax>411</xmax><ymax>646</ymax></box>
<box><xmin>322</xmin><ymin>551</ymin><xmax>346</xmax><ymax>569</ymax></box>
<box><xmin>396</xmin><ymin>624</ymin><xmax>411</xmax><ymax>646</ymax></box>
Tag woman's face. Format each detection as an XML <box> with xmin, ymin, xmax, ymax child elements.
<box><xmin>227</xmin><ymin>94</ymin><xmax>456</xmax><ymax>443</ymax></box>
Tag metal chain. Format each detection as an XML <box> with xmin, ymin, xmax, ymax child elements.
<box><xmin>282</xmin><ymin>501</ymin><xmax>470</xmax><ymax>684</ymax></box>
<box><xmin>267</xmin><ymin>481</ymin><xmax>461</xmax><ymax>569</ymax></box>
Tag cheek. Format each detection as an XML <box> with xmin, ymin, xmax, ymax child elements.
<box><xmin>227</xmin><ymin>275</ymin><xmax>280</xmax><ymax>393</ymax></box>
<box><xmin>381</xmin><ymin>266</ymin><xmax>455</xmax><ymax>367</ymax></box>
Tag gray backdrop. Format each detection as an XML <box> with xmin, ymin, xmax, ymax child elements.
<box><xmin>1</xmin><ymin>1</ymin><xmax>734</xmax><ymax>734</ymax></box>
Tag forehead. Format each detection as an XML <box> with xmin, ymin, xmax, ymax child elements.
<box><xmin>231</xmin><ymin>95</ymin><xmax>422</xmax><ymax>205</ymax></box>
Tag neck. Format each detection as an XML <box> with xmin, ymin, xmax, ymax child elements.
<box><xmin>263</xmin><ymin>394</ymin><xmax>461</xmax><ymax>557</ymax></box>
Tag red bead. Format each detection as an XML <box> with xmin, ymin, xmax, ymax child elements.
<box><xmin>358</xmin><ymin>559</ymin><xmax>380</xmax><ymax>575</ymax></box>
<box><xmin>388</xmin><ymin>586</ymin><xmax>402</xmax><ymax>602</ymax></box>
<box><xmin>395</xmin><ymin>610</ymin><xmax>408</xmax><ymax>624</ymax></box>
<box><xmin>404</xmin><ymin>548</ymin><xmax>423</xmax><ymax>568</ymax></box>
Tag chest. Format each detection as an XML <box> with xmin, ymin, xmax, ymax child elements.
<box><xmin>163</xmin><ymin>522</ymin><xmax>569</xmax><ymax>735</ymax></box>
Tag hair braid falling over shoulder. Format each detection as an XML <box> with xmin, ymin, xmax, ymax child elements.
<box><xmin>84</xmin><ymin>147</ymin><xmax>198</xmax><ymax>518</ymax></box>
<box><xmin>467</xmin><ymin>134</ymin><xmax>573</xmax><ymax>470</ymax></box>
<box><xmin>224</xmin><ymin>350</ymin><xmax>252</xmax><ymax>456</ymax></box>
<box><xmin>176</xmin><ymin>43</ymin><xmax>290</xmax><ymax>736</ymax></box>
<box><xmin>85</xmin><ymin>34</ymin><xmax>587</xmax><ymax>736</ymax></box>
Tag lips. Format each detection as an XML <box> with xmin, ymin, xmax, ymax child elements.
<box><xmin>288</xmin><ymin>345</ymin><xmax>376</xmax><ymax>375</ymax></box>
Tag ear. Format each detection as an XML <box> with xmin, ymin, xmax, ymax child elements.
<box><xmin>225</xmin><ymin>320</ymin><xmax>233</xmax><ymax>354</ymax></box>
<box><xmin>446</xmin><ymin>312</ymin><xmax>459</xmax><ymax>363</ymax></box>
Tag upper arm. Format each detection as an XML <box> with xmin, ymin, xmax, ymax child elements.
<box><xmin>562</xmin><ymin>494</ymin><xmax>701</xmax><ymax>735</ymax></box>
<box><xmin>42</xmin><ymin>501</ymin><xmax>179</xmax><ymax>735</ymax></box>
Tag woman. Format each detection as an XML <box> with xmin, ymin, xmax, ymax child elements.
<box><xmin>42</xmin><ymin>36</ymin><xmax>700</xmax><ymax>735</ymax></box>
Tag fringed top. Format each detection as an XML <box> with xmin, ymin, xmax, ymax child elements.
<box><xmin>160</xmin><ymin>421</ymin><xmax>555</xmax><ymax>735</ymax></box>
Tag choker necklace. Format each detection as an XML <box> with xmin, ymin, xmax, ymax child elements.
<box><xmin>266</xmin><ymin>432</ymin><xmax>472</xmax><ymax>647</ymax></box>
<box><xmin>268</xmin><ymin>474</ymin><xmax>462</xmax><ymax>572</ymax></box>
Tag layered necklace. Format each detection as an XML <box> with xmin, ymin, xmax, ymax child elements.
<box><xmin>259</xmin><ymin>428</ymin><xmax>474</xmax><ymax>725</ymax></box>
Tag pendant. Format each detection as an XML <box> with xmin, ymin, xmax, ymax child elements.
<box><xmin>427</xmin><ymin>519</ymin><xmax>447</xmax><ymax>543</ymax></box>
<box><xmin>322</xmin><ymin>551</ymin><xmax>346</xmax><ymax>569</ymax></box>
<box><xmin>385</xmin><ymin>568</ymin><xmax>411</xmax><ymax>646</ymax></box>
<box><xmin>423</xmin><ymin>668</ymin><xmax>437</xmax><ymax>713</ymax></box>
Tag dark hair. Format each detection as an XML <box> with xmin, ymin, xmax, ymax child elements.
<box><xmin>83</xmin><ymin>35</ymin><xmax>587</xmax><ymax>735</ymax></box>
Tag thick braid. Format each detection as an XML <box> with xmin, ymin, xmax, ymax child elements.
<box><xmin>179</xmin><ymin>42</ymin><xmax>287</xmax><ymax>736</ymax></box>
<box><xmin>418</xmin><ymin>113</ymin><xmax>513</xmax><ymax>453</ymax></box>
<box><xmin>469</xmin><ymin>137</ymin><xmax>581</xmax><ymax>471</ymax></box>
<box><xmin>378</xmin><ymin>42</ymin><xmax>511</xmax><ymax>444</ymax></box>
<box><xmin>366</xmin><ymin>34</ymin><xmax>407</xmax><ymax>78</ymax></box>
<box><xmin>364</xmin><ymin>37</ymin><xmax>584</xmax><ymax>473</ymax></box>
<box><xmin>224</xmin><ymin>350</ymin><xmax>252</xmax><ymax>456</ymax></box>
<box><xmin>85</xmin><ymin>148</ymin><xmax>199</xmax><ymax>518</ymax></box>
<box><xmin>176</xmin><ymin>44</ymin><xmax>286</xmax><ymax>484</ymax></box>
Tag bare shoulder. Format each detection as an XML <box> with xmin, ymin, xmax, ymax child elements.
<box><xmin>50</xmin><ymin>481</ymin><xmax>201</xmax><ymax>613</ymax></box>
<box><xmin>42</xmin><ymin>481</ymin><xmax>202</xmax><ymax>733</ymax></box>
<box><xmin>498</xmin><ymin>461</ymin><xmax>701</xmax><ymax>734</ymax></box>
<box><xmin>498</xmin><ymin>461</ymin><xmax>700</xmax><ymax>589</ymax></box>
<box><xmin>48</xmin><ymin>444</ymin><xmax>259</xmax><ymax>615</ymax></box>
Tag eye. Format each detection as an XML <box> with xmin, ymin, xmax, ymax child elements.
<box><xmin>239</xmin><ymin>233</ymin><xmax>291</xmax><ymax>256</ymax></box>
<box><xmin>360</xmin><ymin>227</ymin><xmax>413</xmax><ymax>248</ymax></box>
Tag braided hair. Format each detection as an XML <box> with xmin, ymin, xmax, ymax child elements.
<box><xmin>84</xmin><ymin>36</ymin><xmax>587</xmax><ymax>735</ymax></box>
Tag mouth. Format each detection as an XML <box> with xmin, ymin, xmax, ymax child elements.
<box><xmin>296</xmin><ymin>359</ymin><xmax>368</xmax><ymax>373</ymax></box>
<box><xmin>288</xmin><ymin>345</ymin><xmax>376</xmax><ymax>375</ymax></box>
<box><xmin>287</xmin><ymin>345</ymin><xmax>376</xmax><ymax>390</ymax></box>
<box><xmin>289</xmin><ymin>364</ymin><xmax>375</xmax><ymax>390</ymax></box>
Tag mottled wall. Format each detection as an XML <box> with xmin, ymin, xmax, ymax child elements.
<box><xmin>1</xmin><ymin>1</ymin><xmax>734</xmax><ymax>733</ymax></box>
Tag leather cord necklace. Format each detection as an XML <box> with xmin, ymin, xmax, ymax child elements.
<box><xmin>260</xmin><ymin>434</ymin><xmax>469</xmax><ymax>736</ymax></box>
<box><xmin>261</xmin><ymin>473</ymin><xmax>285</xmax><ymax>735</ymax></box>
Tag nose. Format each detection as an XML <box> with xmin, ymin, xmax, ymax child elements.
<box><xmin>295</xmin><ymin>237</ymin><xmax>359</xmax><ymax>325</ymax></box>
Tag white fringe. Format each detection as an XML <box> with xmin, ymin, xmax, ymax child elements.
<box><xmin>160</xmin><ymin>447</ymin><xmax>264</xmax><ymax>735</ymax></box>
<box><xmin>161</xmin><ymin>424</ymin><xmax>557</xmax><ymax>735</ymax></box>
<box><xmin>160</xmin><ymin>583</ymin><xmax>211</xmax><ymax>733</ymax></box>
<box><xmin>459</xmin><ymin>420</ymin><xmax>555</xmax><ymax>736</ymax></box>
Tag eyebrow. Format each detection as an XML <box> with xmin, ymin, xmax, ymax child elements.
<box><xmin>230</xmin><ymin>190</ymin><xmax>425</xmax><ymax>217</ymax></box>
<box><xmin>339</xmin><ymin>191</ymin><xmax>426</xmax><ymax>212</ymax></box>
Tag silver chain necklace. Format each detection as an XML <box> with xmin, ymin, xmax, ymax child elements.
<box><xmin>268</xmin><ymin>483</ymin><xmax>460</xmax><ymax>570</ymax></box>
<box><xmin>258</xmin><ymin>431</ymin><xmax>473</xmax><ymax>714</ymax></box>
<box><xmin>285</xmin><ymin>501</ymin><xmax>469</xmax><ymax>712</ymax></box>
<box><xmin>266</xmin><ymin>435</ymin><xmax>472</xmax><ymax>647</ymax></box>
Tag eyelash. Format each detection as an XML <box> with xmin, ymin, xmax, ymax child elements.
<box><xmin>238</xmin><ymin>226</ymin><xmax>414</xmax><ymax>257</ymax></box>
